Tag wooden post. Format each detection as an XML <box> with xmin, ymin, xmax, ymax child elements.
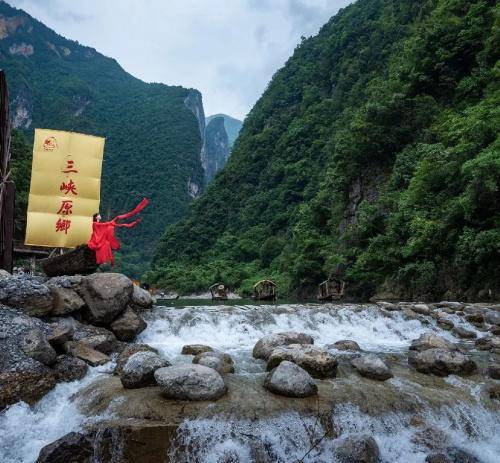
<box><xmin>0</xmin><ymin>70</ymin><xmax>15</xmax><ymax>273</ymax></box>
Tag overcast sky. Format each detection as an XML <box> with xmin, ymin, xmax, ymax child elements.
<box><xmin>10</xmin><ymin>0</ymin><xmax>352</xmax><ymax>120</ymax></box>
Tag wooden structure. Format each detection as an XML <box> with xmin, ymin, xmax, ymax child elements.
<box><xmin>40</xmin><ymin>244</ymin><xmax>97</xmax><ymax>277</ymax></box>
<box><xmin>209</xmin><ymin>282</ymin><xmax>228</xmax><ymax>301</ymax></box>
<box><xmin>317</xmin><ymin>278</ymin><xmax>345</xmax><ymax>301</ymax></box>
<box><xmin>253</xmin><ymin>279</ymin><xmax>277</xmax><ymax>301</ymax></box>
<box><xmin>0</xmin><ymin>70</ymin><xmax>15</xmax><ymax>273</ymax></box>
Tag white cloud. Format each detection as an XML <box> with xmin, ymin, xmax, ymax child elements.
<box><xmin>9</xmin><ymin>0</ymin><xmax>352</xmax><ymax>119</ymax></box>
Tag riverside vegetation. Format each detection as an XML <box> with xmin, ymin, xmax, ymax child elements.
<box><xmin>149</xmin><ymin>0</ymin><xmax>500</xmax><ymax>301</ymax></box>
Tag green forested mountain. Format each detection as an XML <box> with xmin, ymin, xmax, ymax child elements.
<box><xmin>150</xmin><ymin>0</ymin><xmax>500</xmax><ymax>301</ymax></box>
<box><xmin>0</xmin><ymin>1</ymin><xmax>204</xmax><ymax>277</ymax></box>
<box><xmin>205</xmin><ymin>114</ymin><xmax>243</xmax><ymax>148</ymax></box>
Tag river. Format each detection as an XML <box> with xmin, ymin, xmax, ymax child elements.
<box><xmin>1</xmin><ymin>302</ymin><xmax>499</xmax><ymax>462</ymax></box>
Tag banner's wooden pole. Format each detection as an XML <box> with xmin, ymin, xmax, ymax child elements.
<box><xmin>0</xmin><ymin>70</ymin><xmax>15</xmax><ymax>273</ymax></box>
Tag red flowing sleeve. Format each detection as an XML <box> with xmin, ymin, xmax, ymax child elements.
<box><xmin>113</xmin><ymin>198</ymin><xmax>149</xmax><ymax>221</ymax></box>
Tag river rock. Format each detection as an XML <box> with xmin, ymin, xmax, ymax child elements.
<box><xmin>266</xmin><ymin>344</ymin><xmax>337</xmax><ymax>378</ymax></box>
<box><xmin>0</xmin><ymin>306</ymin><xmax>57</xmax><ymax>409</ymax></box>
<box><xmin>437</xmin><ymin>319</ymin><xmax>454</xmax><ymax>330</ymax></box>
<box><xmin>49</xmin><ymin>287</ymin><xmax>85</xmax><ymax>316</ymax></box>
<box><xmin>445</xmin><ymin>448</ymin><xmax>480</xmax><ymax>463</ymax></box>
<box><xmin>181</xmin><ymin>344</ymin><xmax>214</xmax><ymax>355</ymax></box>
<box><xmin>0</xmin><ymin>276</ymin><xmax>53</xmax><ymax>316</ymax></box>
<box><xmin>53</xmin><ymin>355</ymin><xmax>88</xmax><ymax>382</ymax></box>
<box><xmin>408</xmin><ymin>348</ymin><xmax>477</xmax><ymax>376</ymax></box>
<box><xmin>192</xmin><ymin>350</ymin><xmax>234</xmax><ymax>374</ymax></box>
<box><xmin>335</xmin><ymin>434</ymin><xmax>380</xmax><ymax>463</ymax></box>
<box><xmin>452</xmin><ymin>326</ymin><xmax>477</xmax><ymax>339</ymax></box>
<box><xmin>488</xmin><ymin>363</ymin><xmax>500</xmax><ymax>380</ymax></box>
<box><xmin>80</xmin><ymin>272</ymin><xmax>133</xmax><ymax>324</ymax></box>
<box><xmin>332</xmin><ymin>340</ymin><xmax>361</xmax><ymax>351</ymax></box>
<box><xmin>47</xmin><ymin>319</ymin><xmax>74</xmax><ymax>347</ymax></box>
<box><xmin>485</xmin><ymin>310</ymin><xmax>500</xmax><ymax>326</ymax></box>
<box><xmin>154</xmin><ymin>364</ymin><xmax>227</xmax><ymax>400</ymax></box>
<box><xmin>115</xmin><ymin>343</ymin><xmax>159</xmax><ymax>375</ymax></box>
<box><xmin>131</xmin><ymin>284</ymin><xmax>153</xmax><ymax>309</ymax></box>
<box><xmin>21</xmin><ymin>329</ymin><xmax>57</xmax><ymax>366</ymax></box>
<box><xmin>376</xmin><ymin>302</ymin><xmax>399</xmax><ymax>311</ymax></box>
<box><xmin>120</xmin><ymin>351</ymin><xmax>169</xmax><ymax>389</ymax></box>
<box><xmin>110</xmin><ymin>306</ymin><xmax>147</xmax><ymax>341</ymax></box>
<box><xmin>36</xmin><ymin>431</ymin><xmax>93</xmax><ymax>463</ymax></box>
<box><xmin>63</xmin><ymin>341</ymin><xmax>110</xmax><ymax>366</ymax></box>
<box><xmin>409</xmin><ymin>333</ymin><xmax>454</xmax><ymax>352</ymax></box>
<box><xmin>474</xmin><ymin>336</ymin><xmax>500</xmax><ymax>352</ymax></box>
<box><xmin>351</xmin><ymin>354</ymin><xmax>393</xmax><ymax>381</ymax></box>
<box><xmin>465</xmin><ymin>313</ymin><xmax>484</xmax><ymax>324</ymax></box>
<box><xmin>264</xmin><ymin>360</ymin><xmax>317</xmax><ymax>397</ymax></box>
<box><xmin>411</xmin><ymin>304</ymin><xmax>431</xmax><ymax>315</ymax></box>
<box><xmin>253</xmin><ymin>331</ymin><xmax>314</xmax><ymax>360</ymax></box>
<box><xmin>46</xmin><ymin>275</ymin><xmax>83</xmax><ymax>289</ymax></box>
<box><xmin>72</xmin><ymin>320</ymin><xmax>119</xmax><ymax>354</ymax></box>
<box><xmin>437</xmin><ymin>302</ymin><xmax>465</xmax><ymax>311</ymax></box>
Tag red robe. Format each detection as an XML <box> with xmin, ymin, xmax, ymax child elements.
<box><xmin>87</xmin><ymin>198</ymin><xmax>149</xmax><ymax>265</ymax></box>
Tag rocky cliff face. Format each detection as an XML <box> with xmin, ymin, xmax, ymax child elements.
<box><xmin>203</xmin><ymin>116</ymin><xmax>230</xmax><ymax>183</ymax></box>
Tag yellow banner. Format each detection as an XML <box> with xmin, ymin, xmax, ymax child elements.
<box><xmin>25</xmin><ymin>129</ymin><xmax>105</xmax><ymax>248</ymax></box>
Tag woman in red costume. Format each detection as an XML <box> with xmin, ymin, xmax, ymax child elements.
<box><xmin>88</xmin><ymin>198</ymin><xmax>149</xmax><ymax>265</ymax></box>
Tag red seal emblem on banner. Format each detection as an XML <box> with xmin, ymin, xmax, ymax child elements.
<box><xmin>43</xmin><ymin>136</ymin><xmax>58</xmax><ymax>151</ymax></box>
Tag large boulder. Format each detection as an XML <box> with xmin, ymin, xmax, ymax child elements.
<box><xmin>20</xmin><ymin>329</ymin><xmax>57</xmax><ymax>366</ymax></box>
<box><xmin>49</xmin><ymin>287</ymin><xmax>85</xmax><ymax>316</ymax></box>
<box><xmin>0</xmin><ymin>275</ymin><xmax>53</xmax><ymax>316</ymax></box>
<box><xmin>0</xmin><ymin>306</ymin><xmax>57</xmax><ymax>409</ymax></box>
<box><xmin>410</xmin><ymin>304</ymin><xmax>431</xmax><ymax>316</ymax></box>
<box><xmin>115</xmin><ymin>343</ymin><xmax>159</xmax><ymax>375</ymax></box>
<box><xmin>72</xmin><ymin>320</ymin><xmax>119</xmax><ymax>354</ymax></box>
<box><xmin>53</xmin><ymin>355</ymin><xmax>88</xmax><ymax>382</ymax></box>
<box><xmin>36</xmin><ymin>431</ymin><xmax>93</xmax><ymax>463</ymax></box>
<box><xmin>409</xmin><ymin>333</ymin><xmax>455</xmax><ymax>352</ymax></box>
<box><xmin>266</xmin><ymin>344</ymin><xmax>337</xmax><ymax>378</ymax></box>
<box><xmin>335</xmin><ymin>434</ymin><xmax>380</xmax><ymax>463</ymax></box>
<box><xmin>264</xmin><ymin>360</ymin><xmax>317</xmax><ymax>398</ymax></box>
<box><xmin>63</xmin><ymin>341</ymin><xmax>110</xmax><ymax>366</ymax></box>
<box><xmin>408</xmin><ymin>348</ymin><xmax>477</xmax><ymax>377</ymax></box>
<box><xmin>253</xmin><ymin>332</ymin><xmax>314</xmax><ymax>360</ymax></box>
<box><xmin>131</xmin><ymin>284</ymin><xmax>153</xmax><ymax>309</ymax></box>
<box><xmin>452</xmin><ymin>326</ymin><xmax>476</xmax><ymax>339</ymax></box>
<box><xmin>120</xmin><ymin>351</ymin><xmax>169</xmax><ymax>389</ymax></box>
<box><xmin>351</xmin><ymin>354</ymin><xmax>393</xmax><ymax>381</ymax></box>
<box><xmin>181</xmin><ymin>344</ymin><xmax>214</xmax><ymax>355</ymax></box>
<box><xmin>154</xmin><ymin>364</ymin><xmax>227</xmax><ymax>400</ymax></box>
<box><xmin>110</xmin><ymin>306</ymin><xmax>147</xmax><ymax>341</ymax></box>
<box><xmin>192</xmin><ymin>350</ymin><xmax>235</xmax><ymax>374</ymax></box>
<box><xmin>79</xmin><ymin>273</ymin><xmax>133</xmax><ymax>324</ymax></box>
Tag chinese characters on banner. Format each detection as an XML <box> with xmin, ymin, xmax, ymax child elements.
<box><xmin>25</xmin><ymin>129</ymin><xmax>105</xmax><ymax>248</ymax></box>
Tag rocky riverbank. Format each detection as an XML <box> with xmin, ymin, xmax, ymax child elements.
<box><xmin>1</xmin><ymin>296</ymin><xmax>499</xmax><ymax>462</ymax></box>
<box><xmin>0</xmin><ymin>271</ymin><xmax>152</xmax><ymax>409</ymax></box>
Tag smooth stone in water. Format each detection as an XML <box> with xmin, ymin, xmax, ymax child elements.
<box><xmin>335</xmin><ymin>434</ymin><xmax>380</xmax><ymax>463</ymax></box>
<box><xmin>131</xmin><ymin>284</ymin><xmax>153</xmax><ymax>309</ymax></box>
<box><xmin>474</xmin><ymin>336</ymin><xmax>500</xmax><ymax>351</ymax></box>
<box><xmin>154</xmin><ymin>364</ymin><xmax>227</xmax><ymax>400</ymax></box>
<box><xmin>120</xmin><ymin>351</ymin><xmax>169</xmax><ymax>389</ymax></box>
<box><xmin>445</xmin><ymin>447</ymin><xmax>480</xmax><ymax>463</ymax></box>
<box><xmin>266</xmin><ymin>344</ymin><xmax>337</xmax><ymax>378</ymax></box>
<box><xmin>332</xmin><ymin>339</ymin><xmax>361</xmax><ymax>351</ymax></box>
<box><xmin>192</xmin><ymin>350</ymin><xmax>234</xmax><ymax>374</ymax></box>
<box><xmin>264</xmin><ymin>360</ymin><xmax>317</xmax><ymax>398</ymax></box>
<box><xmin>253</xmin><ymin>331</ymin><xmax>314</xmax><ymax>360</ymax></box>
<box><xmin>409</xmin><ymin>333</ymin><xmax>454</xmax><ymax>352</ymax></box>
<box><xmin>488</xmin><ymin>363</ymin><xmax>500</xmax><ymax>380</ymax></box>
<box><xmin>36</xmin><ymin>431</ymin><xmax>93</xmax><ymax>463</ymax></box>
<box><xmin>484</xmin><ymin>310</ymin><xmax>500</xmax><ymax>326</ymax></box>
<box><xmin>411</xmin><ymin>304</ymin><xmax>431</xmax><ymax>315</ymax></box>
<box><xmin>110</xmin><ymin>306</ymin><xmax>147</xmax><ymax>341</ymax></box>
<box><xmin>408</xmin><ymin>348</ymin><xmax>476</xmax><ymax>377</ymax></box>
<box><xmin>181</xmin><ymin>344</ymin><xmax>214</xmax><ymax>355</ymax></box>
<box><xmin>452</xmin><ymin>326</ymin><xmax>476</xmax><ymax>339</ymax></box>
<box><xmin>63</xmin><ymin>341</ymin><xmax>110</xmax><ymax>366</ymax></box>
<box><xmin>425</xmin><ymin>454</ymin><xmax>452</xmax><ymax>463</ymax></box>
<box><xmin>114</xmin><ymin>343</ymin><xmax>159</xmax><ymax>375</ymax></box>
<box><xmin>351</xmin><ymin>354</ymin><xmax>393</xmax><ymax>381</ymax></box>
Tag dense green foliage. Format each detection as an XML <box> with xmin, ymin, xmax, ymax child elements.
<box><xmin>0</xmin><ymin>1</ymin><xmax>203</xmax><ymax>276</ymax></box>
<box><xmin>205</xmin><ymin>114</ymin><xmax>242</xmax><ymax>148</ymax></box>
<box><xmin>150</xmin><ymin>0</ymin><xmax>500</xmax><ymax>300</ymax></box>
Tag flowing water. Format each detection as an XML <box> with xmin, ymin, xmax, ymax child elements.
<box><xmin>1</xmin><ymin>303</ymin><xmax>499</xmax><ymax>462</ymax></box>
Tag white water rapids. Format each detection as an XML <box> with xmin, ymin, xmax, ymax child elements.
<box><xmin>0</xmin><ymin>303</ymin><xmax>498</xmax><ymax>462</ymax></box>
